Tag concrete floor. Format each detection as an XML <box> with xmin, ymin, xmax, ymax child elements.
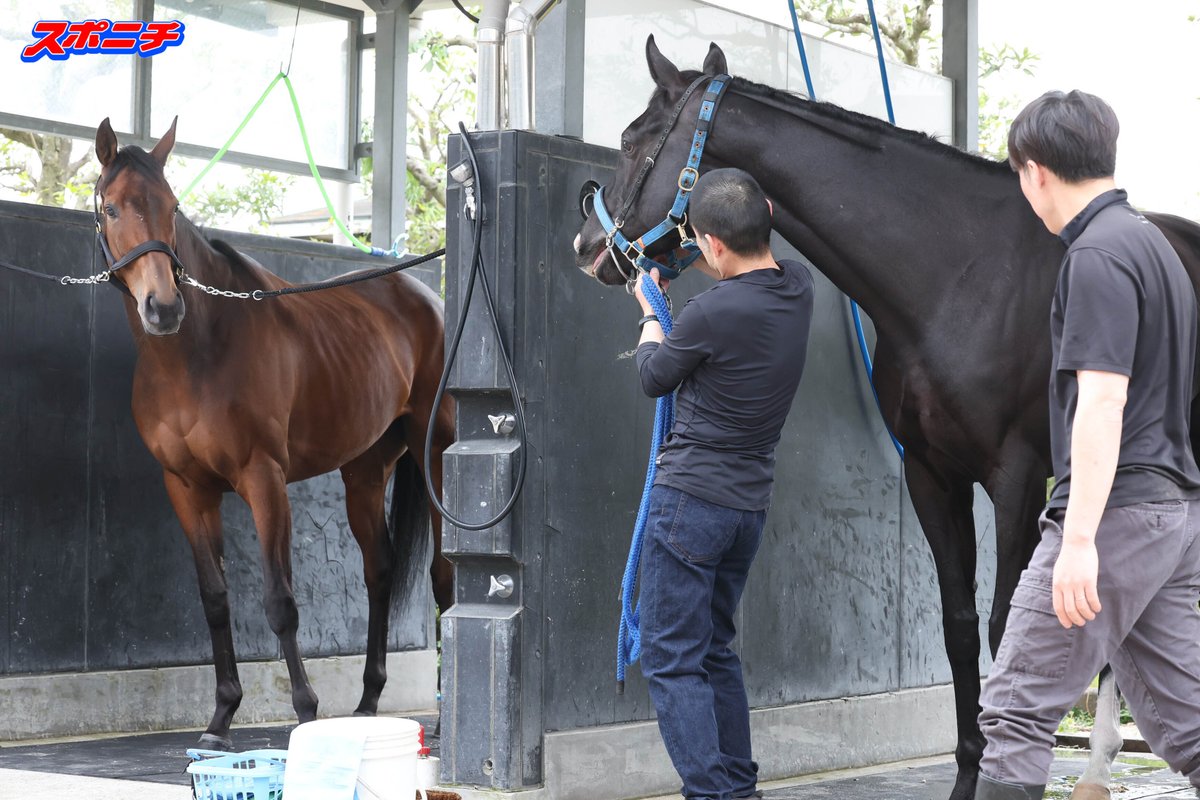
<box><xmin>0</xmin><ymin>714</ymin><xmax>437</xmax><ymax>799</ymax></box>
<box><xmin>0</xmin><ymin>726</ymin><xmax>1191</xmax><ymax>800</ymax></box>
<box><xmin>756</xmin><ymin>753</ymin><xmax>1188</xmax><ymax>799</ymax></box>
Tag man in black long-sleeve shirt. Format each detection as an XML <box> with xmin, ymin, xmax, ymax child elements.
<box><xmin>632</xmin><ymin>168</ymin><xmax>814</xmax><ymax>800</ymax></box>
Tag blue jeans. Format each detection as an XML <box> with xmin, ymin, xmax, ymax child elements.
<box><xmin>639</xmin><ymin>484</ymin><xmax>766</xmax><ymax>800</ymax></box>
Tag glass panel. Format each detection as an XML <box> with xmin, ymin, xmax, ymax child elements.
<box><xmin>0</xmin><ymin>0</ymin><xmax>137</xmax><ymax>131</ymax></box>
<box><xmin>583</xmin><ymin>0</ymin><xmax>789</xmax><ymax>147</ymax></box>
<box><xmin>583</xmin><ymin>0</ymin><xmax>952</xmax><ymax>148</ymax></box>
<box><xmin>152</xmin><ymin>0</ymin><xmax>353</xmax><ymax>169</ymax></box>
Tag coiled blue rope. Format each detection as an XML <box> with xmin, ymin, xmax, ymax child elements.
<box><xmin>617</xmin><ymin>274</ymin><xmax>675</xmax><ymax>691</ymax></box>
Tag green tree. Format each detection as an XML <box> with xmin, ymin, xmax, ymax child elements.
<box><xmin>180</xmin><ymin>166</ymin><xmax>294</xmax><ymax>233</ymax></box>
<box><xmin>977</xmin><ymin>44</ymin><xmax>1039</xmax><ymax>161</ymax></box>
<box><xmin>790</xmin><ymin>0</ymin><xmax>1039</xmax><ymax>160</ymax></box>
<box><xmin>0</xmin><ymin>129</ymin><xmax>97</xmax><ymax>209</ymax></box>
<box><xmin>791</xmin><ymin>0</ymin><xmax>937</xmax><ymax>69</ymax></box>
<box><xmin>402</xmin><ymin>27</ymin><xmax>476</xmax><ymax>255</ymax></box>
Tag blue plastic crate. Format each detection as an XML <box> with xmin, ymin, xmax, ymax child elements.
<box><xmin>186</xmin><ymin>748</ymin><xmax>288</xmax><ymax>800</ymax></box>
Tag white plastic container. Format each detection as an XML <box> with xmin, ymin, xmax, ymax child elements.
<box><xmin>285</xmin><ymin>716</ymin><xmax>423</xmax><ymax>800</ymax></box>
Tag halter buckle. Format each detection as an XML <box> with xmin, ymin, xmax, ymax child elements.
<box><xmin>678</xmin><ymin>167</ymin><xmax>699</xmax><ymax>192</ymax></box>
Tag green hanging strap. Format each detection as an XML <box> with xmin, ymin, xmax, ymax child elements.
<box><xmin>178</xmin><ymin>71</ymin><xmax>397</xmax><ymax>257</ymax></box>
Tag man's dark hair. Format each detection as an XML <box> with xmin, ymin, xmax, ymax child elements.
<box><xmin>1007</xmin><ymin>90</ymin><xmax>1119</xmax><ymax>182</ymax></box>
<box><xmin>689</xmin><ymin>168</ymin><xmax>772</xmax><ymax>256</ymax></box>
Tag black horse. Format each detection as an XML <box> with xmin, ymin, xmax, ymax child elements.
<box><xmin>574</xmin><ymin>37</ymin><xmax>1200</xmax><ymax>800</ymax></box>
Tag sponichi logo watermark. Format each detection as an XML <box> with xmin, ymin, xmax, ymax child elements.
<box><xmin>20</xmin><ymin>19</ymin><xmax>185</xmax><ymax>62</ymax></box>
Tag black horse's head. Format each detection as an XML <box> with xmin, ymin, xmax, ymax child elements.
<box><xmin>95</xmin><ymin>117</ymin><xmax>186</xmax><ymax>336</ymax></box>
<box><xmin>573</xmin><ymin>35</ymin><xmax>728</xmax><ymax>286</ymax></box>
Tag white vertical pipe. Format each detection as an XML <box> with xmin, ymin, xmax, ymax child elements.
<box><xmin>477</xmin><ymin>0</ymin><xmax>511</xmax><ymax>130</ymax></box>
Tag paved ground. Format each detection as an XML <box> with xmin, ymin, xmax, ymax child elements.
<box><xmin>0</xmin><ymin>714</ymin><xmax>438</xmax><ymax>799</ymax></box>
<box><xmin>0</xmin><ymin>724</ymin><xmax>1192</xmax><ymax>800</ymax></box>
<box><xmin>745</xmin><ymin>752</ymin><xmax>1192</xmax><ymax>799</ymax></box>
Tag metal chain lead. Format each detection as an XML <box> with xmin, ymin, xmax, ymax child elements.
<box><xmin>59</xmin><ymin>270</ymin><xmax>111</xmax><ymax>286</ymax></box>
<box><xmin>180</xmin><ymin>272</ymin><xmax>262</xmax><ymax>300</ymax></box>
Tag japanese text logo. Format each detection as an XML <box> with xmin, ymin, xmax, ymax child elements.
<box><xmin>21</xmin><ymin>20</ymin><xmax>185</xmax><ymax>62</ymax></box>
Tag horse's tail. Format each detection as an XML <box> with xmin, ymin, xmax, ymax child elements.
<box><xmin>388</xmin><ymin>445</ymin><xmax>432</xmax><ymax>614</ymax></box>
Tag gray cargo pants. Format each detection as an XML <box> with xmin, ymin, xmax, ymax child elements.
<box><xmin>979</xmin><ymin>500</ymin><xmax>1200</xmax><ymax>788</ymax></box>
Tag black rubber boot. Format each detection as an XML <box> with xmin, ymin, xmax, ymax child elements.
<box><xmin>974</xmin><ymin>774</ymin><xmax>1045</xmax><ymax>800</ymax></box>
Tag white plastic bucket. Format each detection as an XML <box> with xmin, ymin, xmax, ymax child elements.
<box><xmin>285</xmin><ymin>716</ymin><xmax>424</xmax><ymax>800</ymax></box>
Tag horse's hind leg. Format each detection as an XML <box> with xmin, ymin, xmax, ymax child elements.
<box><xmin>340</xmin><ymin>426</ymin><xmax>406</xmax><ymax>716</ymax></box>
<box><xmin>236</xmin><ymin>459</ymin><xmax>318</xmax><ymax>723</ymax></box>
<box><xmin>1071</xmin><ymin>666</ymin><xmax>1123</xmax><ymax>800</ymax></box>
<box><xmin>163</xmin><ymin>472</ymin><xmax>242</xmax><ymax>748</ymax></box>
<box><xmin>904</xmin><ymin>456</ymin><xmax>983</xmax><ymax>800</ymax></box>
<box><xmin>405</xmin><ymin>400</ymin><xmax>456</xmax><ymax>615</ymax></box>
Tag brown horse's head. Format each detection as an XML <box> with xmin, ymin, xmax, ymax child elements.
<box><xmin>95</xmin><ymin>117</ymin><xmax>185</xmax><ymax>336</ymax></box>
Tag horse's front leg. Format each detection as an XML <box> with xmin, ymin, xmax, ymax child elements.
<box><xmin>984</xmin><ymin>441</ymin><xmax>1047</xmax><ymax>659</ymax></box>
<box><xmin>163</xmin><ymin>471</ymin><xmax>243</xmax><ymax>749</ymax></box>
<box><xmin>904</xmin><ymin>456</ymin><xmax>984</xmax><ymax>800</ymax></box>
<box><xmin>237</xmin><ymin>459</ymin><xmax>318</xmax><ymax>723</ymax></box>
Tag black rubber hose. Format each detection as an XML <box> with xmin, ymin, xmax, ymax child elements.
<box><xmin>450</xmin><ymin>0</ymin><xmax>480</xmax><ymax>23</ymax></box>
<box><xmin>423</xmin><ymin>122</ymin><xmax>528</xmax><ymax>531</ymax></box>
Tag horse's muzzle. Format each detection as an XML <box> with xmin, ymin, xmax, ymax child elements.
<box><xmin>143</xmin><ymin>290</ymin><xmax>186</xmax><ymax>335</ymax></box>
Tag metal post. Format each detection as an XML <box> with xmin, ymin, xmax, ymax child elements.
<box><xmin>132</xmin><ymin>0</ymin><xmax>154</xmax><ymax>141</ymax></box>
<box><xmin>532</xmin><ymin>0</ymin><xmax>585</xmax><ymax>137</ymax></box>
<box><xmin>505</xmin><ymin>6</ymin><xmax>535</xmax><ymax>131</ymax></box>
<box><xmin>942</xmin><ymin>0</ymin><xmax>979</xmax><ymax>151</ymax></box>
<box><xmin>505</xmin><ymin>0</ymin><xmax>560</xmax><ymax>131</ymax></box>
<box><xmin>366</xmin><ymin>0</ymin><xmax>415</xmax><ymax>251</ymax></box>
<box><xmin>477</xmin><ymin>0</ymin><xmax>512</xmax><ymax>130</ymax></box>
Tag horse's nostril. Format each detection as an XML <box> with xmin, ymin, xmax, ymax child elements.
<box><xmin>579</xmin><ymin>180</ymin><xmax>600</xmax><ymax>221</ymax></box>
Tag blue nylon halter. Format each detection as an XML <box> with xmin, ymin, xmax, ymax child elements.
<box><xmin>593</xmin><ymin>74</ymin><xmax>731</xmax><ymax>282</ymax></box>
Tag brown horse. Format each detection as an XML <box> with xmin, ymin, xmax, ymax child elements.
<box><xmin>93</xmin><ymin>118</ymin><xmax>454</xmax><ymax>749</ymax></box>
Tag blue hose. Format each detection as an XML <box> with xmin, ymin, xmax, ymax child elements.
<box><xmin>617</xmin><ymin>274</ymin><xmax>675</xmax><ymax>691</ymax></box>
<box><xmin>785</xmin><ymin>1</ymin><xmax>904</xmax><ymax>459</ymax></box>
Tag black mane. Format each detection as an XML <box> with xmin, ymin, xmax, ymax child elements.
<box><xmin>721</xmin><ymin>73</ymin><xmax>1011</xmax><ymax>175</ymax></box>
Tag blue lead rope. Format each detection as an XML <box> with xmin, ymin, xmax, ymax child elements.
<box><xmin>617</xmin><ymin>274</ymin><xmax>675</xmax><ymax>692</ymax></box>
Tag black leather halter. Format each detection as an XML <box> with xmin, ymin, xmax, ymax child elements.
<box><xmin>93</xmin><ymin>188</ymin><xmax>186</xmax><ymax>296</ymax></box>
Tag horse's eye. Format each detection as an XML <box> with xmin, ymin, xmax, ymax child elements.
<box><xmin>621</xmin><ymin>138</ymin><xmax>633</xmax><ymax>154</ymax></box>
<box><xmin>105</xmin><ymin>204</ymin><xmax>118</xmax><ymax>219</ymax></box>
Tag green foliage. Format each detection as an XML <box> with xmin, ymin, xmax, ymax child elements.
<box><xmin>1058</xmin><ymin>705</ymin><xmax>1094</xmax><ymax>734</ymax></box>
<box><xmin>398</xmin><ymin>25</ymin><xmax>476</xmax><ymax>254</ymax></box>
<box><xmin>405</xmin><ymin>161</ymin><xmax>446</xmax><ymax>257</ymax></box>
<box><xmin>792</xmin><ymin>1</ymin><xmax>1039</xmax><ymax>162</ymax></box>
<box><xmin>977</xmin><ymin>45</ymin><xmax>1040</xmax><ymax>161</ymax></box>
<box><xmin>185</xmin><ymin>168</ymin><xmax>294</xmax><ymax>232</ymax></box>
<box><xmin>791</xmin><ymin>0</ymin><xmax>938</xmax><ymax>69</ymax></box>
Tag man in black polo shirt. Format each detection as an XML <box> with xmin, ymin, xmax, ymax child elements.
<box><xmin>632</xmin><ymin>168</ymin><xmax>814</xmax><ymax>800</ymax></box>
<box><xmin>974</xmin><ymin>91</ymin><xmax>1200</xmax><ymax>800</ymax></box>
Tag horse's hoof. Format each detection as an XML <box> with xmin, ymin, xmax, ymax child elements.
<box><xmin>353</xmin><ymin>709</ymin><xmax>377</xmax><ymax>717</ymax></box>
<box><xmin>197</xmin><ymin>733</ymin><xmax>234</xmax><ymax>752</ymax></box>
<box><xmin>1069</xmin><ymin>783</ymin><xmax>1111</xmax><ymax>800</ymax></box>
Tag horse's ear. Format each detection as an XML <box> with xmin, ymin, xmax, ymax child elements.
<box><xmin>702</xmin><ymin>42</ymin><xmax>728</xmax><ymax>76</ymax></box>
<box><xmin>149</xmin><ymin>116</ymin><xmax>178</xmax><ymax>168</ymax></box>
<box><xmin>646</xmin><ymin>34</ymin><xmax>683</xmax><ymax>90</ymax></box>
<box><xmin>96</xmin><ymin>118</ymin><xmax>117</xmax><ymax>167</ymax></box>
